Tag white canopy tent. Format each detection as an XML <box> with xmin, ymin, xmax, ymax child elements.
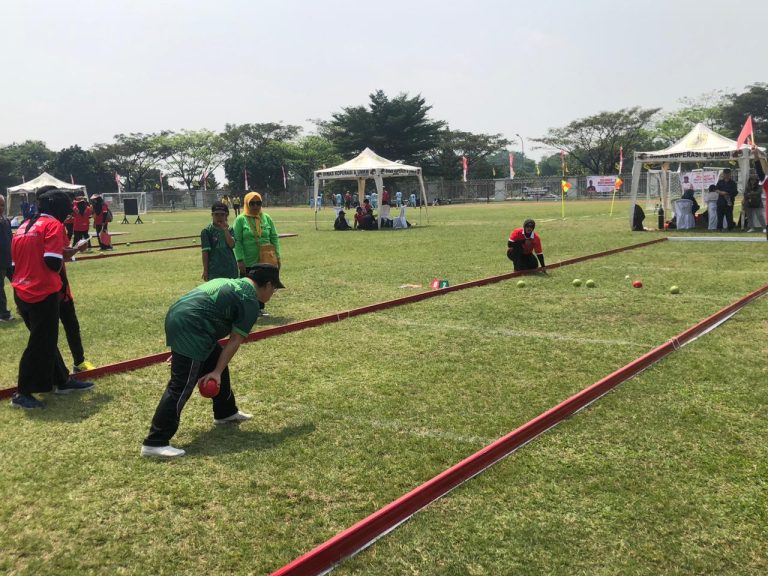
<box><xmin>5</xmin><ymin>172</ymin><xmax>86</xmax><ymax>216</ymax></box>
<box><xmin>313</xmin><ymin>148</ymin><xmax>428</xmax><ymax>229</ymax></box>
<box><xmin>629</xmin><ymin>123</ymin><xmax>765</xmax><ymax>229</ymax></box>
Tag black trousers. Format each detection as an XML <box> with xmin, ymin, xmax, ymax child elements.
<box><xmin>716</xmin><ymin>202</ymin><xmax>735</xmax><ymax>230</ymax></box>
<box><xmin>59</xmin><ymin>298</ymin><xmax>84</xmax><ymax>366</ymax></box>
<box><xmin>0</xmin><ymin>268</ymin><xmax>10</xmax><ymax>319</ymax></box>
<box><xmin>143</xmin><ymin>345</ymin><xmax>239</xmax><ymax>447</ymax></box>
<box><xmin>15</xmin><ymin>292</ymin><xmax>69</xmax><ymax>394</ymax></box>
<box><xmin>507</xmin><ymin>244</ymin><xmax>539</xmax><ymax>271</ymax></box>
<box><xmin>72</xmin><ymin>230</ymin><xmax>91</xmax><ymax>248</ymax></box>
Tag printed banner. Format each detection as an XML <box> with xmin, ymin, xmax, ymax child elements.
<box><xmin>586</xmin><ymin>176</ymin><xmax>618</xmax><ymax>194</ymax></box>
<box><xmin>679</xmin><ymin>171</ymin><xmax>719</xmax><ymax>190</ymax></box>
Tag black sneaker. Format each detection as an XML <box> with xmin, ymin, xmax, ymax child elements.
<box><xmin>10</xmin><ymin>393</ymin><xmax>45</xmax><ymax>409</ymax></box>
<box><xmin>55</xmin><ymin>378</ymin><xmax>95</xmax><ymax>394</ymax></box>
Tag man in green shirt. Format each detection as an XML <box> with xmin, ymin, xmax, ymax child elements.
<box><xmin>141</xmin><ymin>264</ymin><xmax>285</xmax><ymax>458</ymax></box>
<box><xmin>201</xmin><ymin>201</ymin><xmax>238</xmax><ymax>280</ymax></box>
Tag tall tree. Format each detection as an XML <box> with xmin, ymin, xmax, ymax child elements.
<box><xmin>651</xmin><ymin>91</ymin><xmax>726</xmax><ymax>147</ymax></box>
<box><xmin>93</xmin><ymin>133</ymin><xmax>167</xmax><ymax>192</ymax></box>
<box><xmin>157</xmin><ymin>130</ymin><xmax>225</xmax><ymax>190</ymax></box>
<box><xmin>50</xmin><ymin>145</ymin><xmax>113</xmax><ymax>194</ymax></box>
<box><xmin>319</xmin><ymin>90</ymin><xmax>445</xmax><ymax>164</ymax></box>
<box><xmin>0</xmin><ymin>140</ymin><xmax>55</xmax><ymax>189</ymax></box>
<box><xmin>279</xmin><ymin>135</ymin><xmax>342</xmax><ymax>187</ymax></box>
<box><xmin>221</xmin><ymin>123</ymin><xmax>302</xmax><ymax>192</ymax></box>
<box><xmin>532</xmin><ymin>107</ymin><xmax>659</xmax><ymax>175</ymax></box>
<box><xmin>720</xmin><ymin>83</ymin><xmax>768</xmax><ymax>145</ymax></box>
<box><xmin>423</xmin><ymin>129</ymin><xmax>510</xmax><ymax>179</ymax></box>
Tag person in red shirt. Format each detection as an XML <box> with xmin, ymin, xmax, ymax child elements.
<box><xmin>10</xmin><ymin>187</ymin><xmax>94</xmax><ymax>409</ymax></box>
<box><xmin>507</xmin><ymin>218</ymin><xmax>546</xmax><ymax>272</ymax></box>
<box><xmin>90</xmin><ymin>194</ymin><xmax>112</xmax><ymax>251</ymax></box>
<box><xmin>71</xmin><ymin>195</ymin><xmax>93</xmax><ymax>250</ymax></box>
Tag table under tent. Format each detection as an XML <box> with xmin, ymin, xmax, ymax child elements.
<box><xmin>5</xmin><ymin>172</ymin><xmax>87</xmax><ymax>217</ymax></box>
<box><xmin>628</xmin><ymin>123</ymin><xmax>766</xmax><ymax>230</ymax></box>
<box><xmin>312</xmin><ymin>148</ymin><xmax>429</xmax><ymax>230</ymax></box>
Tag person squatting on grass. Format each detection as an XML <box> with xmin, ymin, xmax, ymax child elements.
<box><xmin>10</xmin><ymin>187</ymin><xmax>95</xmax><ymax>410</ymax></box>
<box><xmin>507</xmin><ymin>219</ymin><xmax>546</xmax><ymax>272</ymax></box>
<box><xmin>140</xmin><ymin>264</ymin><xmax>285</xmax><ymax>458</ymax></box>
<box><xmin>201</xmin><ymin>201</ymin><xmax>238</xmax><ymax>281</ymax></box>
<box><xmin>233</xmin><ymin>191</ymin><xmax>281</xmax><ymax>316</ymax></box>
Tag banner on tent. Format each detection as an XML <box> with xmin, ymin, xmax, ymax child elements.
<box><xmin>637</xmin><ymin>150</ymin><xmax>742</xmax><ymax>161</ymax></box>
<box><xmin>586</xmin><ymin>176</ymin><xmax>617</xmax><ymax>194</ymax></box>
<box><xmin>679</xmin><ymin>171</ymin><xmax>719</xmax><ymax>190</ymax></box>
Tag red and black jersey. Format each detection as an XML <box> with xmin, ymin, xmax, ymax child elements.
<box><xmin>509</xmin><ymin>228</ymin><xmax>543</xmax><ymax>255</ymax></box>
<box><xmin>11</xmin><ymin>215</ymin><xmax>66</xmax><ymax>303</ymax></box>
<box><xmin>72</xmin><ymin>203</ymin><xmax>92</xmax><ymax>232</ymax></box>
<box><xmin>93</xmin><ymin>204</ymin><xmax>108</xmax><ymax>226</ymax></box>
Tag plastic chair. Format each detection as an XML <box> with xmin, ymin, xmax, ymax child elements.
<box><xmin>673</xmin><ymin>199</ymin><xmax>695</xmax><ymax>230</ymax></box>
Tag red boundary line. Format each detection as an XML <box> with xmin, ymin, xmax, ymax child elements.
<box><xmin>271</xmin><ymin>281</ymin><xmax>768</xmax><ymax>576</ymax></box>
<box><xmin>78</xmin><ymin>233</ymin><xmax>299</xmax><ymax>260</ymax></box>
<box><xmin>0</xmin><ymin>238</ymin><xmax>665</xmax><ymax>400</ymax></box>
<box><xmin>110</xmin><ymin>233</ymin><xmax>298</xmax><ymax>247</ymax></box>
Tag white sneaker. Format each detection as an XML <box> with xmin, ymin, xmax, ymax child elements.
<box><xmin>214</xmin><ymin>410</ymin><xmax>253</xmax><ymax>425</ymax></box>
<box><xmin>141</xmin><ymin>445</ymin><xmax>186</xmax><ymax>458</ymax></box>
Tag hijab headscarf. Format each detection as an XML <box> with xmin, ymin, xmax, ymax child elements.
<box><xmin>523</xmin><ymin>218</ymin><xmax>536</xmax><ymax>239</ymax></box>
<box><xmin>243</xmin><ymin>191</ymin><xmax>263</xmax><ymax>238</ymax></box>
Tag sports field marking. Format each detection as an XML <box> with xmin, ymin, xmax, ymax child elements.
<box><xmin>269</xmin><ymin>281</ymin><xmax>768</xmax><ymax>576</ymax></box>
<box><xmin>385</xmin><ymin>319</ymin><xmax>652</xmax><ymax>349</ymax></box>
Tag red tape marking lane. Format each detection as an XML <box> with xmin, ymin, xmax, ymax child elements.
<box><xmin>270</xmin><ymin>280</ymin><xmax>768</xmax><ymax>576</ymax></box>
<box><xmin>111</xmin><ymin>233</ymin><xmax>298</xmax><ymax>247</ymax></box>
<box><xmin>0</xmin><ymin>238</ymin><xmax>665</xmax><ymax>399</ymax></box>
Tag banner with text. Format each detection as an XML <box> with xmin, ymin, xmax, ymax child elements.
<box><xmin>586</xmin><ymin>176</ymin><xmax>618</xmax><ymax>194</ymax></box>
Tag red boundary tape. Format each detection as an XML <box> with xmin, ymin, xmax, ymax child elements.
<box><xmin>78</xmin><ymin>233</ymin><xmax>298</xmax><ymax>260</ymax></box>
<box><xmin>0</xmin><ymin>238</ymin><xmax>665</xmax><ymax>400</ymax></box>
<box><xmin>270</xmin><ymin>281</ymin><xmax>768</xmax><ymax>576</ymax></box>
<box><xmin>111</xmin><ymin>233</ymin><xmax>298</xmax><ymax>247</ymax></box>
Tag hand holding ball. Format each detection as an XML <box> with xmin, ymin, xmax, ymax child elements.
<box><xmin>198</xmin><ymin>378</ymin><xmax>220</xmax><ymax>398</ymax></box>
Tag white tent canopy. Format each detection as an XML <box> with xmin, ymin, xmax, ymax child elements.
<box><xmin>313</xmin><ymin>148</ymin><xmax>428</xmax><ymax>228</ymax></box>
<box><xmin>629</xmin><ymin>123</ymin><xmax>765</xmax><ymax>228</ymax></box>
<box><xmin>7</xmin><ymin>172</ymin><xmax>87</xmax><ymax>194</ymax></box>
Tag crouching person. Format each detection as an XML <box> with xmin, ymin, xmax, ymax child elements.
<box><xmin>506</xmin><ymin>218</ymin><xmax>546</xmax><ymax>272</ymax></box>
<box><xmin>141</xmin><ymin>264</ymin><xmax>285</xmax><ymax>458</ymax></box>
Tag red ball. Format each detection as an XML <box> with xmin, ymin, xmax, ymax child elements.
<box><xmin>632</xmin><ymin>280</ymin><xmax>643</xmax><ymax>288</ymax></box>
<box><xmin>198</xmin><ymin>378</ymin><xmax>220</xmax><ymax>398</ymax></box>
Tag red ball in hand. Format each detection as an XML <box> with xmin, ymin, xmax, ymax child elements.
<box><xmin>198</xmin><ymin>378</ymin><xmax>220</xmax><ymax>398</ymax></box>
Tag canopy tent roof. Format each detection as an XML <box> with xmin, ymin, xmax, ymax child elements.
<box><xmin>634</xmin><ymin>123</ymin><xmax>764</xmax><ymax>163</ymax></box>
<box><xmin>7</xmin><ymin>172</ymin><xmax>87</xmax><ymax>194</ymax></box>
<box><xmin>628</xmin><ymin>123</ymin><xmax>765</xmax><ymax>229</ymax></box>
<box><xmin>314</xmin><ymin>147</ymin><xmax>423</xmax><ymax>180</ymax></box>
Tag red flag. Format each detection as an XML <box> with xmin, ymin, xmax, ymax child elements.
<box><xmin>70</xmin><ymin>174</ymin><xmax>75</xmax><ymax>185</ymax></box>
<box><xmin>735</xmin><ymin>116</ymin><xmax>754</xmax><ymax>149</ymax></box>
<box><xmin>508</xmin><ymin>152</ymin><xmax>515</xmax><ymax>178</ymax></box>
<box><xmin>619</xmin><ymin>146</ymin><xmax>624</xmax><ymax>174</ymax></box>
<box><xmin>281</xmin><ymin>165</ymin><xmax>287</xmax><ymax>190</ymax></box>
<box><xmin>560</xmin><ymin>150</ymin><xmax>566</xmax><ymax>176</ymax></box>
<box><xmin>462</xmin><ymin>156</ymin><xmax>468</xmax><ymax>182</ymax></box>
<box><xmin>114</xmin><ymin>172</ymin><xmax>121</xmax><ymax>192</ymax></box>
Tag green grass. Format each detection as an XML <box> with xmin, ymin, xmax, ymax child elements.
<box><xmin>1</xmin><ymin>201</ymin><xmax>766</xmax><ymax>575</ymax></box>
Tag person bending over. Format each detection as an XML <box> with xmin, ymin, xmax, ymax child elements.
<box><xmin>507</xmin><ymin>218</ymin><xmax>546</xmax><ymax>272</ymax></box>
<box><xmin>141</xmin><ymin>264</ymin><xmax>284</xmax><ymax>458</ymax></box>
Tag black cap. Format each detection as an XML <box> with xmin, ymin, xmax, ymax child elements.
<box><xmin>245</xmin><ymin>264</ymin><xmax>285</xmax><ymax>289</ymax></box>
<box><xmin>211</xmin><ymin>201</ymin><xmax>229</xmax><ymax>214</ymax></box>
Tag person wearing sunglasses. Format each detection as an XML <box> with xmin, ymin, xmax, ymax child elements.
<box><xmin>232</xmin><ymin>192</ymin><xmax>281</xmax><ymax>316</ymax></box>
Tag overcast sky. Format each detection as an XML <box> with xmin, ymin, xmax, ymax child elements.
<box><xmin>2</xmin><ymin>0</ymin><xmax>765</xmax><ymax>160</ymax></box>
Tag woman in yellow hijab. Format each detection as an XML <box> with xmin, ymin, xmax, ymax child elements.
<box><xmin>233</xmin><ymin>191</ymin><xmax>281</xmax><ymax>275</ymax></box>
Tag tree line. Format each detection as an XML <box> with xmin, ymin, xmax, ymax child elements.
<box><xmin>1</xmin><ymin>83</ymin><xmax>764</xmax><ymax>195</ymax></box>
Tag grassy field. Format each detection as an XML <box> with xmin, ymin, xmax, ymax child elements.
<box><xmin>1</xmin><ymin>201</ymin><xmax>766</xmax><ymax>575</ymax></box>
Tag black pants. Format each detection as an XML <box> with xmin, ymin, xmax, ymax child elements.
<box><xmin>717</xmin><ymin>202</ymin><xmax>735</xmax><ymax>230</ymax></box>
<box><xmin>0</xmin><ymin>268</ymin><xmax>10</xmax><ymax>319</ymax></box>
<box><xmin>143</xmin><ymin>345</ymin><xmax>239</xmax><ymax>447</ymax></box>
<box><xmin>72</xmin><ymin>230</ymin><xmax>91</xmax><ymax>248</ymax></box>
<box><xmin>507</xmin><ymin>244</ymin><xmax>539</xmax><ymax>271</ymax></box>
<box><xmin>15</xmin><ymin>292</ymin><xmax>69</xmax><ymax>394</ymax></box>
<box><xmin>59</xmin><ymin>297</ymin><xmax>84</xmax><ymax>366</ymax></box>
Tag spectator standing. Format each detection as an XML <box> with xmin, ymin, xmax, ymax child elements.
<box><xmin>201</xmin><ymin>202</ymin><xmax>238</xmax><ymax>281</ymax></box>
<box><xmin>141</xmin><ymin>264</ymin><xmax>284</xmax><ymax>458</ymax></box>
<box><xmin>72</xmin><ymin>195</ymin><xmax>93</xmax><ymax>250</ymax></box>
<box><xmin>507</xmin><ymin>219</ymin><xmax>546</xmax><ymax>271</ymax></box>
<box><xmin>748</xmin><ymin>146</ymin><xmax>767</xmax><ymax>232</ymax></box>
<box><xmin>715</xmin><ymin>168</ymin><xmax>738</xmax><ymax>231</ymax></box>
<box><xmin>231</xmin><ymin>195</ymin><xmax>241</xmax><ymax>216</ymax></box>
<box><xmin>0</xmin><ymin>195</ymin><xmax>13</xmax><ymax>321</ymax></box>
<box><xmin>344</xmin><ymin>191</ymin><xmax>352</xmax><ymax>209</ymax></box>
<box><xmin>90</xmin><ymin>194</ymin><xmax>111</xmax><ymax>251</ymax></box>
<box><xmin>10</xmin><ymin>188</ymin><xmax>94</xmax><ymax>409</ymax></box>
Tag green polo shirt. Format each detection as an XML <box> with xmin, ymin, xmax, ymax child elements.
<box><xmin>165</xmin><ymin>278</ymin><xmax>260</xmax><ymax>361</ymax></box>
<box><xmin>201</xmin><ymin>223</ymin><xmax>238</xmax><ymax>280</ymax></box>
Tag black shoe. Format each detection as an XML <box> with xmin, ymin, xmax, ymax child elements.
<box><xmin>55</xmin><ymin>378</ymin><xmax>95</xmax><ymax>395</ymax></box>
<box><xmin>10</xmin><ymin>393</ymin><xmax>45</xmax><ymax>409</ymax></box>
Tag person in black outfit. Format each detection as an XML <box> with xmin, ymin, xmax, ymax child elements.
<box><xmin>681</xmin><ymin>188</ymin><xmax>700</xmax><ymax>216</ymax></box>
<box><xmin>715</xmin><ymin>168</ymin><xmax>738</xmax><ymax>230</ymax></box>
<box><xmin>0</xmin><ymin>195</ymin><xmax>13</xmax><ymax>321</ymax></box>
<box><xmin>334</xmin><ymin>210</ymin><xmax>351</xmax><ymax>230</ymax></box>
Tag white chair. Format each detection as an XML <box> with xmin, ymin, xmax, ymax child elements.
<box><xmin>673</xmin><ymin>199</ymin><xmax>694</xmax><ymax>230</ymax></box>
<box><xmin>393</xmin><ymin>206</ymin><xmax>408</xmax><ymax>229</ymax></box>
